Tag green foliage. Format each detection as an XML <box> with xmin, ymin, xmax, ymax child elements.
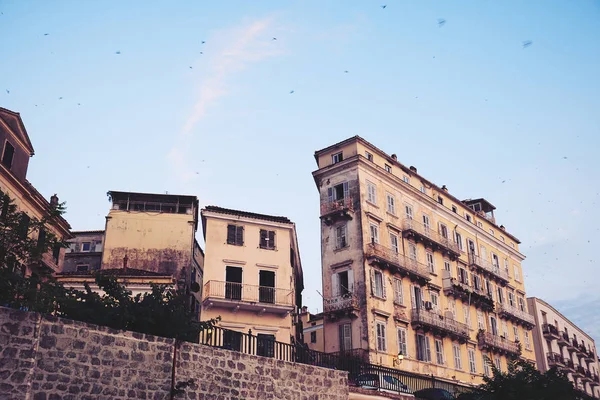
<box><xmin>476</xmin><ymin>357</ymin><xmax>591</xmax><ymax>400</ymax></box>
<box><xmin>0</xmin><ymin>189</ymin><xmax>219</xmax><ymax>342</ymax></box>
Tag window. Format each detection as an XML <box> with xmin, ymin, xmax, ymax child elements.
<box><xmin>497</xmin><ymin>287</ymin><xmax>504</xmax><ymax>304</ymax></box>
<box><xmin>332</xmin><ymin>152</ymin><xmax>343</xmax><ymax>164</ymax></box>
<box><xmin>477</xmin><ymin>311</ymin><xmax>485</xmax><ymax>330</ymax></box>
<box><xmin>439</xmin><ymin>223</ymin><xmax>448</xmax><ymax>239</ymax></box>
<box><xmin>508</xmin><ymin>291</ymin><xmax>515</xmax><ymax>307</ymax></box>
<box><xmin>403</xmin><ymin>175</ymin><xmax>410</xmax><ymax>184</ymax></box>
<box><xmin>465</xmin><ymin>214</ymin><xmax>472</xmax><ymax>223</ymax></box>
<box><xmin>435</xmin><ymin>339</ymin><xmax>444</xmax><ymax>365</ymax></box>
<box><xmin>385</xmin><ymin>164</ymin><xmax>392</xmax><ymax>173</ymax></box>
<box><xmin>386</xmin><ymin>193</ymin><xmax>396</xmax><ymax>214</ymax></box>
<box><xmin>365</xmin><ymin>151</ymin><xmax>373</xmax><ymax>161</ymax></box>
<box><xmin>489</xmin><ymin>229</ymin><xmax>494</xmax><ymax>236</ymax></box>
<box><xmin>504</xmin><ymin>258</ymin><xmax>510</xmax><ymax>276</ymax></box>
<box><xmin>310</xmin><ymin>331</ymin><xmax>317</xmax><ymax>343</ymax></box>
<box><xmin>76</xmin><ymin>264</ymin><xmax>89</xmax><ymax>272</ymax></box>
<box><xmin>335</xmin><ymin>224</ymin><xmax>348</xmax><ymax>249</ymax></box>
<box><xmin>451</xmin><ymin>205</ymin><xmax>457</xmax><ymax>213</ymax></box>
<box><xmin>257</xmin><ymin>334</ymin><xmax>275</xmax><ymax>358</ymax></box>
<box><xmin>463</xmin><ymin>305</ymin><xmax>470</xmax><ymax>327</ymax></box>
<box><xmin>444</xmin><ymin>260</ymin><xmax>451</xmax><ymax>272</ymax></box>
<box><xmin>397</xmin><ymin>327</ymin><xmax>407</xmax><ymax>357</ymax></box>
<box><xmin>468</xmin><ymin>348</ymin><xmax>477</xmax><ymax>374</ymax></box>
<box><xmin>372</xmin><ymin>270</ymin><xmax>385</xmax><ymax>298</ymax></box>
<box><xmin>81</xmin><ymin>242</ymin><xmax>91</xmax><ymax>252</ymax></box>
<box><xmin>393</xmin><ymin>278</ymin><xmax>403</xmax><ymax>305</ymax></box>
<box><xmin>426</xmin><ymin>252</ymin><xmax>435</xmax><ymax>273</ymax></box>
<box><xmin>416</xmin><ymin>333</ymin><xmax>431</xmax><ymax>362</ymax></box>
<box><xmin>405</xmin><ymin>204</ymin><xmax>413</xmax><ymax>220</ymax></box>
<box><xmin>376</xmin><ymin>321</ymin><xmax>387</xmax><ymax>352</ymax></box>
<box><xmin>227</xmin><ymin>225</ymin><xmax>244</xmax><ymax>246</ymax></box>
<box><xmin>389</xmin><ymin>232</ymin><xmax>399</xmax><ymax>254</ymax></box>
<box><xmin>500</xmin><ymin>236</ymin><xmax>505</xmax><ymax>243</ymax></box>
<box><xmin>259</xmin><ymin>229</ymin><xmax>276</xmax><ymax>250</ymax></box>
<box><xmin>332</xmin><ymin>270</ymin><xmax>353</xmax><ymax>296</ymax></box>
<box><xmin>494</xmin><ymin>356</ymin><xmax>501</xmax><ymax>371</ymax></box>
<box><xmin>514</xmin><ymin>265</ymin><xmax>521</xmax><ymax>282</ymax></box>
<box><xmin>37</xmin><ymin>229</ymin><xmax>46</xmax><ymax>249</ymax></box>
<box><xmin>490</xmin><ymin>316</ymin><xmax>498</xmax><ymax>335</ymax></box>
<box><xmin>453</xmin><ymin>344</ymin><xmax>462</xmax><ymax>370</ymax></box>
<box><xmin>52</xmin><ymin>244</ymin><xmax>61</xmax><ymax>263</ymax></box>
<box><xmin>518</xmin><ymin>297</ymin><xmax>526</xmax><ymax>312</ymax></box>
<box><xmin>339</xmin><ymin>324</ymin><xmax>352</xmax><ymax>351</ymax></box>
<box><xmin>1</xmin><ymin>141</ymin><xmax>15</xmax><ymax>169</ymax></box>
<box><xmin>430</xmin><ymin>292</ymin><xmax>439</xmax><ymax>312</ymax></box>
<box><xmin>369</xmin><ymin>223</ymin><xmax>379</xmax><ymax>244</ymax></box>
<box><xmin>524</xmin><ymin>331</ymin><xmax>531</xmax><ymax>350</ymax></box>
<box><xmin>473</xmin><ymin>275</ymin><xmax>481</xmax><ymax>291</ymax></box>
<box><xmin>502</xmin><ymin>320</ymin><xmax>508</xmax><ymax>338</ymax></box>
<box><xmin>408</xmin><ymin>243</ymin><xmax>417</xmax><ymax>260</ymax></box>
<box><xmin>477</xmin><ymin>221</ymin><xmax>483</xmax><ymax>228</ymax></box>
<box><xmin>367</xmin><ymin>181</ymin><xmax>377</xmax><ymax>204</ymax></box>
<box><xmin>421</xmin><ymin>186</ymin><xmax>426</xmax><ymax>194</ymax></box>
<box><xmin>458</xmin><ymin>267</ymin><xmax>469</xmax><ymax>285</ymax></box>
<box><xmin>483</xmin><ymin>353</ymin><xmax>491</xmax><ymax>376</ymax></box>
<box><xmin>328</xmin><ymin>182</ymin><xmax>350</xmax><ymax>202</ymax></box>
<box><xmin>422</xmin><ymin>214</ymin><xmax>430</xmax><ymax>230</ymax></box>
<box><xmin>455</xmin><ymin>232</ymin><xmax>463</xmax><ymax>251</ymax></box>
<box><xmin>448</xmin><ymin>298</ymin><xmax>456</xmax><ymax>319</ymax></box>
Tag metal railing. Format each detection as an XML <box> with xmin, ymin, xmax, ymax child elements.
<box><xmin>323</xmin><ymin>293</ymin><xmax>359</xmax><ymax>313</ymax></box>
<box><xmin>442</xmin><ymin>274</ymin><xmax>472</xmax><ymax>294</ymax></box>
<box><xmin>365</xmin><ymin>243</ymin><xmax>431</xmax><ymax>280</ymax></box>
<box><xmin>197</xmin><ymin>325</ymin><xmax>473</xmax><ymax>397</ymax></box>
<box><xmin>576</xmin><ymin>365</ymin><xmax>587</xmax><ymax>377</ymax></box>
<box><xmin>547</xmin><ymin>352</ymin><xmax>564</xmax><ymax>367</ymax></box>
<box><xmin>543</xmin><ymin>323</ymin><xmax>560</xmax><ymax>337</ymax></box>
<box><xmin>558</xmin><ymin>331</ymin><xmax>570</xmax><ymax>346</ymax></box>
<box><xmin>411</xmin><ymin>308</ymin><xmax>470</xmax><ymax>339</ymax></box>
<box><xmin>468</xmin><ymin>253</ymin><xmax>509</xmax><ymax>282</ymax></box>
<box><xmin>496</xmin><ymin>302</ymin><xmax>535</xmax><ymax>325</ymax></box>
<box><xmin>321</xmin><ymin>197</ymin><xmax>353</xmax><ymax>216</ymax></box>
<box><xmin>477</xmin><ymin>331</ymin><xmax>520</xmax><ymax>355</ymax></box>
<box><xmin>564</xmin><ymin>358</ymin><xmax>576</xmax><ymax>370</ymax></box>
<box><xmin>402</xmin><ymin>218</ymin><xmax>460</xmax><ymax>254</ymax></box>
<box><xmin>202</xmin><ymin>280</ymin><xmax>293</xmax><ymax>306</ymax></box>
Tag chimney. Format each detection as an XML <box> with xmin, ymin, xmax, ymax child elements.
<box><xmin>301</xmin><ymin>306</ymin><xmax>308</xmax><ymax>314</ymax></box>
<box><xmin>442</xmin><ymin>185</ymin><xmax>448</xmax><ymax>192</ymax></box>
<box><xmin>409</xmin><ymin>166</ymin><xmax>417</xmax><ymax>173</ymax></box>
<box><xmin>500</xmin><ymin>225</ymin><xmax>506</xmax><ymax>230</ymax></box>
<box><xmin>391</xmin><ymin>154</ymin><xmax>397</xmax><ymax>161</ymax></box>
<box><xmin>50</xmin><ymin>194</ymin><xmax>59</xmax><ymax>207</ymax></box>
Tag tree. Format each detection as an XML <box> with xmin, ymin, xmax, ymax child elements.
<box><xmin>475</xmin><ymin>357</ymin><xmax>592</xmax><ymax>400</ymax></box>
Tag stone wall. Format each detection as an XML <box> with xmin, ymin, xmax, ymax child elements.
<box><xmin>0</xmin><ymin>306</ymin><xmax>348</xmax><ymax>400</ymax></box>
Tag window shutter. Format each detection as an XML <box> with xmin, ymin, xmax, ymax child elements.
<box><xmin>370</xmin><ymin>269</ymin><xmax>375</xmax><ymax>296</ymax></box>
<box><xmin>425</xmin><ymin>337</ymin><xmax>432</xmax><ymax>362</ymax></box>
<box><xmin>236</xmin><ymin>226</ymin><xmax>244</xmax><ymax>245</ymax></box>
<box><xmin>327</xmin><ymin>187</ymin><xmax>334</xmax><ymax>202</ymax></box>
<box><xmin>227</xmin><ymin>225</ymin><xmax>235</xmax><ymax>244</ymax></box>
<box><xmin>332</xmin><ymin>273</ymin><xmax>339</xmax><ymax>297</ymax></box>
<box><xmin>343</xmin><ymin>182</ymin><xmax>349</xmax><ymax>199</ymax></box>
<box><xmin>410</xmin><ymin>286</ymin><xmax>416</xmax><ymax>308</ymax></box>
<box><xmin>381</xmin><ymin>273</ymin><xmax>387</xmax><ymax>299</ymax></box>
<box><xmin>338</xmin><ymin>325</ymin><xmax>344</xmax><ymax>351</ymax></box>
<box><xmin>347</xmin><ymin>270</ymin><xmax>354</xmax><ymax>292</ymax></box>
<box><xmin>260</xmin><ymin>229</ymin><xmax>266</xmax><ymax>247</ymax></box>
<box><xmin>344</xmin><ymin>324</ymin><xmax>352</xmax><ymax>350</ymax></box>
<box><xmin>269</xmin><ymin>231</ymin><xmax>275</xmax><ymax>248</ymax></box>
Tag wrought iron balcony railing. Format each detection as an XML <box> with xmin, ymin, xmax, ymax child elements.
<box><xmin>411</xmin><ymin>308</ymin><xmax>470</xmax><ymax>342</ymax></box>
<box><xmin>477</xmin><ymin>331</ymin><xmax>520</xmax><ymax>356</ymax></box>
<box><xmin>401</xmin><ymin>218</ymin><xmax>460</xmax><ymax>256</ymax></box>
<box><xmin>441</xmin><ymin>271</ymin><xmax>495</xmax><ymax>313</ymax></box>
<box><xmin>365</xmin><ymin>243</ymin><xmax>431</xmax><ymax>283</ymax></box>
<box><xmin>203</xmin><ymin>280</ymin><xmax>293</xmax><ymax>307</ymax></box>
<box><xmin>546</xmin><ymin>352</ymin><xmax>564</xmax><ymax>367</ymax></box>
<box><xmin>557</xmin><ymin>331</ymin><xmax>570</xmax><ymax>346</ymax></box>
<box><xmin>468</xmin><ymin>253</ymin><xmax>509</xmax><ymax>283</ymax></box>
<box><xmin>542</xmin><ymin>323</ymin><xmax>560</xmax><ymax>338</ymax></box>
<box><xmin>563</xmin><ymin>358</ymin><xmax>576</xmax><ymax>371</ymax></box>
<box><xmin>323</xmin><ymin>293</ymin><xmax>359</xmax><ymax>314</ymax></box>
<box><xmin>320</xmin><ymin>198</ymin><xmax>354</xmax><ymax>225</ymax></box>
<box><xmin>496</xmin><ymin>302</ymin><xmax>535</xmax><ymax>327</ymax></box>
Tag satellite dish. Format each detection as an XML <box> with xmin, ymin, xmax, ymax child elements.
<box><xmin>190</xmin><ymin>282</ymin><xmax>200</xmax><ymax>293</ymax></box>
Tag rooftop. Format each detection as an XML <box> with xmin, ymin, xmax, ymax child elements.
<box><xmin>57</xmin><ymin>268</ymin><xmax>172</xmax><ymax>278</ymax></box>
<box><xmin>107</xmin><ymin>190</ymin><xmax>197</xmax><ymax>204</ymax></box>
<box><xmin>202</xmin><ymin>205</ymin><xmax>292</xmax><ymax>224</ymax></box>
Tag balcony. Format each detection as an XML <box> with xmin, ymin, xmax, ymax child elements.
<box><xmin>562</xmin><ymin>358</ymin><xmax>576</xmax><ymax>372</ymax></box>
<box><xmin>583</xmin><ymin>369</ymin><xmax>594</xmax><ymax>383</ymax></box>
<box><xmin>542</xmin><ymin>323</ymin><xmax>560</xmax><ymax>339</ymax></box>
<box><xmin>411</xmin><ymin>308</ymin><xmax>470</xmax><ymax>343</ymax></box>
<box><xmin>320</xmin><ymin>197</ymin><xmax>353</xmax><ymax>225</ymax></box>
<box><xmin>467</xmin><ymin>253</ymin><xmax>509</xmax><ymax>285</ymax></box>
<box><xmin>496</xmin><ymin>302</ymin><xmax>535</xmax><ymax>329</ymax></box>
<box><xmin>365</xmin><ymin>243</ymin><xmax>431</xmax><ymax>285</ymax></box>
<box><xmin>202</xmin><ymin>280</ymin><xmax>294</xmax><ymax>315</ymax></box>
<box><xmin>582</xmin><ymin>348</ymin><xmax>596</xmax><ymax>362</ymax></box>
<box><xmin>401</xmin><ymin>218</ymin><xmax>460</xmax><ymax>259</ymax></box>
<box><xmin>575</xmin><ymin>365</ymin><xmax>587</xmax><ymax>379</ymax></box>
<box><xmin>557</xmin><ymin>331</ymin><xmax>570</xmax><ymax>347</ymax></box>
<box><xmin>591</xmin><ymin>374</ymin><xmax>599</xmax><ymax>387</ymax></box>
<box><xmin>477</xmin><ymin>331</ymin><xmax>520</xmax><ymax>356</ymax></box>
<box><xmin>323</xmin><ymin>293</ymin><xmax>359</xmax><ymax>319</ymax></box>
<box><xmin>441</xmin><ymin>271</ymin><xmax>494</xmax><ymax>312</ymax></box>
<box><xmin>547</xmin><ymin>352</ymin><xmax>564</xmax><ymax>367</ymax></box>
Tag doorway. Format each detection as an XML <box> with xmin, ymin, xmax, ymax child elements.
<box><xmin>225</xmin><ymin>266</ymin><xmax>243</xmax><ymax>300</ymax></box>
<box><xmin>259</xmin><ymin>270</ymin><xmax>275</xmax><ymax>304</ymax></box>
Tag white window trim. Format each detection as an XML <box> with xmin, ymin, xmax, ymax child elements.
<box><xmin>370</xmin><ymin>223</ymin><xmax>380</xmax><ymax>244</ymax></box>
<box><xmin>367</xmin><ymin>181</ymin><xmax>377</xmax><ymax>204</ymax></box>
<box><xmin>386</xmin><ymin>192</ymin><xmax>396</xmax><ymax>215</ymax></box>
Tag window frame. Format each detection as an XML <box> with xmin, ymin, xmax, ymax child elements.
<box><xmin>259</xmin><ymin>229</ymin><xmax>276</xmax><ymax>250</ymax></box>
<box><xmin>453</xmin><ymin>344</ymin><xmax>463</xmax><ymax>370</ymax></box>
<box><xmin>369</xmin><ymin>223</ymin><xmax>380</xmax><ymax>244</ymax></box>
<box><xmin>373</xmin><ymin>270</ymin><xmax>384</xmax><ymax>298</ymax></box>
<box><xmin>389</xmin><ymin>231</ymin><xmax>399</xmax><ymax>254</ymax></box>
<box><xmin>405</xmin><ymin>204</ymin><xmax>414</xmax><ymax>220</ymax></box>
<box><xmin>332</xmin><ymin>152</ymin><xmax>343</xmax><ymax>164</ymax></box>
<box><xmin>310</xmin><ymin>331</ymin><xmax>317</xmax><ymax>343</ymax></box>
<box><xmin>416</xmin><ymin>333</ymin><xmax>431</xmax><ymax>362</ymax></box>
<box><xmin>227</xmin><ymin>224</ymin><xmax>244</xmax><ymax>246</ymax></box>
<box><xmin>335</xmin><ymin>224</ymin><xmax>348</xmax><ymax>249</ymax></box>
<box><xmin>426</xmin><ymin>251</ymin><xmax>435</xmax><ymax>273</ymax></box>
<box><xmin>376</xmin><ymin>320</ymin><xmax>387</xmax><ymax>352</ymax></box>
<box><xmin>455</xmin><ymin>232</ymin><xmax>463</xmax><ymax>251</ymax></box>
<box><xmin>365</xmin><ymin>151</ymin><xmax>373</xmax><ymax>162</ymax></box>
<box><xmin>81</xmin><ymin>242</ymin><xmax>92</xmax><ymax>252</ymax></box>
<box><xmin>468</xmin><ymin>348</ymin><xmax>477</xmax><ymax>374</ymax></box>
<box><xmin>385</xmin><ymin>164</ymin><xmax>392</xmax><ymax>173</ymax></box>
<box><xmin>1</xmin><ymin>140</ymin><xmax>15</xmax><ymax>169</ymax></box>
<box><xmin>435</xmin><ymin>338</ymin><xmax>444</xmax><ymax>365</ymax></box>
<box><xmin>397</xmin><ymin>327</ymin><xmax>407</xmax><ymax>357</ymax></box>
<box><xmin>393</xmin><ymin>278</ymin><xmax>403</xmax><ymax>305</ymax></box>
<box><xmin>386</xmin><ymin>192</ymin><xmax>396</xmax><ymax>215</ymax></box>
<box><xmin>367</xmin><ymin>181</ymin><xmax>377</xmax><ymax>204</ymax></box>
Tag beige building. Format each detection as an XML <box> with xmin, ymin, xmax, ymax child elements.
<box><xmin>313</xmin><ymin>136</ymin><xmax>535</xmax><ymax>386</ymax></box>
<box><xmin>528</xmin><ymin>297</ymin><xmax>599</xmax><ymax>398</ymax></box>
<box><xmin>0</xmin><ymin>107</ymin><xmax>71</xmax><ymax>275</ymax></box>
<box><xmin>300</xmin><ymin>307</ymin><xmax>325</xmax><ymax>352</ymax></box>
<box><xmin>200</xmin><ymin>206</ymin><xmax>304</xmax><ymax>349</ymax></box>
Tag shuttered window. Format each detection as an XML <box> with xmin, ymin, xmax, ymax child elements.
<box><xmin>371</xmin><ymin>269</ymin><xmax>385</xmax><ymax>298</ymax></box>
<box><xmin>416</xmin><ymin>333</ymin><xmax>431</xmax><ymax>362</ymax></box>
<box><xmin>339</xmin><ymin>323</ymin><xmax>352</xmax><ymax>351</ymax></box>
<box><xmin>226</xmin><ymin>225</ymin><xmax>244</xmax><ymax>245</ymax></box>
<box><xmin>468</xmin><ymin>348</ymin><xmax>477</xmax><ymax>373</ymax></box>
<box><xmin>397</xmin><ymin>327</ymin><xmax>407</xmax><ymax>357</ymax></box>
<box><xmin>259</xmin><ymin>229</ymin><xmax>276</xmax><ymax>250</ymax></box>
<box><xmin>376</xmin><ymin>321</ymin><xmax>387</xmax><ymax>352</ymax></box>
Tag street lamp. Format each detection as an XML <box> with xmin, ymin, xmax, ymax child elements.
<box><xmin>393</xmin><ymin>352</ymin><xmax>404</xmax><ymax>367</ymax></box>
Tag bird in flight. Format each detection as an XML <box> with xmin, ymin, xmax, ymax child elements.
<box><xmin>115</xmin><ymin>51</ymin><xmax>121</xmax><ymax>54</ymax></box>
<box><xmin>199</xmin><ymin>51</ymin><xmax>203</xmax><ymax>55</ymax></box>
<box><xmin>522</xmin><ymin>40</ymin><xmax>533</xmax><ymax>48</ymax></box>
<box><xmin>201</xmin><ymin>41</ymin><xmax>205</xmax><ymax>44</ymax></box>
<box><xmin>563</xmin><ymin>156</ymin><xmax>568</xmax><ymax>159</ymax></box>
<box><xmin>44</xmin><ymin>33</ymin><xmax>49</xmax><ymax>36</ymax></box>
<box><xmin>77</xmin><ymin>103</ymin><xmax>81</xmax><ymax>106</ymax></box>
<box><xmin>381</xmin><ymin>5</ymin><xmax>387</xmax><ymax>9</ymax></box>
<box><xmin>289</xmin><ymin>90</ymin><xmax>295</xmax><ymax>94</ymax></box>
<box><xmin>58</xmin><ymin>97</ymin><xmax>63</xmax><ymax>100</ymax></box>
<box><xmin>272</xmin><ymin>37</ymin><xmax>277</xmax><ymax>40</ymax></box>
<box><xmin>189</xmin><ymin>66</ymin><xmax>193</xmax><ymax>69</ymax></box>
<box><xmin>5</xmin><ymin>89</ymin><xmax>9</xmax><ymax>94</ymax></box>
<box><xmin>438</xmin><ymin>18</ymin><xmax>446</xmax><ymax>27</ymax></box>
<box><xmin>344</xmin><ymin>70</ymin><xmax>349</xmax><ymax>73</ymax></box>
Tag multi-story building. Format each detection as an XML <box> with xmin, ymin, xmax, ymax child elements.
<box><xmin>0</xmin><ymin>107</ymin><xmax>71</xmax><ymax>275</ymax></box>
<box><xmin>313</xmin><ymin>136</ymin><xmax>535</xmax><ymax>386</ymax></box>
<box><xmin>200</xmin><ymin>206</ymin><xmax>304</xmax><ymax>349</ymax></box>
<box><xmin>528</xmin><ymin>297</ymin><xmax>600</xmax><ymax>398</ymax></box>
<box><xmin>300</xmin><ymin>307</ymin><xmax>325</xmax><ymax>352</ymax></box>
<box><xmin>62</xmin><ymin>230</ymin><xmax>104</xmax><ymax>272</ymax></box>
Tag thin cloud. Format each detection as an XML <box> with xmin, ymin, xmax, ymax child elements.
<box><xmin>168</xmin><ymin>16</ymin><xmax>282</xmax><ymax>185</ymax></box>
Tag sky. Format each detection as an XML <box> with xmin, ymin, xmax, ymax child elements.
<box><xmin>1</xmin><ymin>1</ymin><xmax>599</xmax><ymax>341</ymax></box>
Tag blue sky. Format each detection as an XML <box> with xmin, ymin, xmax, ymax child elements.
<box><xmin>2</xmin><ymin>1</ymin><xmax>599</xmax><ymax>341</ymax></box>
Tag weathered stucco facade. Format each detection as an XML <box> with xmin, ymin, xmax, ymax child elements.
<box><xmin>313</xmin><ymin>136</ymin><xmax>536</xmax><ymax>387</ymax></box>
<box><xmin>200</xmin><ymin>206</ymin><xmax>304</xmax><ymax>345</ymax></box>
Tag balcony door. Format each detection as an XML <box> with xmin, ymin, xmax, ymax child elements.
<box><xmin>259</xmin><ymin>270</ymin><xmax>275</xmax><ymax>304</ymax></box>
<box><xmin>225</xmin><ymin>266</ymin><xmax>243</xmax><ymax>300</ymax></box>
<box><xmin>412</xmin><ymin>286</ymin><xmax>423</xmax><ymax>309</ymax></box>
<box><xmin>490</xmin><ymin>316</ymin><xmax>498</xmax><ymax>336</ymax></box>
<box><xmin>257</xmin><ymin>334</ymin><xmax>275</xmax><ymax>358</ymax></box>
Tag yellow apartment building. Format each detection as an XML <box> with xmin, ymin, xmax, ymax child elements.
<box><xmin>313</xmin><ymin>136</ymin><xmax>535</xmax><ymax>386</ymax></box>
<box><xmin>300</xmin><ymin>307</ymin><xmax>325</xmax><ymax>352</ymax></box>
<box><xmin>0</xmin><ymin>107</ymin><xmax>71</xmax><ymax>275</ymax></box>
<box><xmin>200</xmin><ymin>206</ymin><xmax>304</xmax><ymax>349</ymax></box>
<box><xmin>528</xmin><ymin>297</ymin><xmax>600</xmax><ymax>398</ymax></box>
